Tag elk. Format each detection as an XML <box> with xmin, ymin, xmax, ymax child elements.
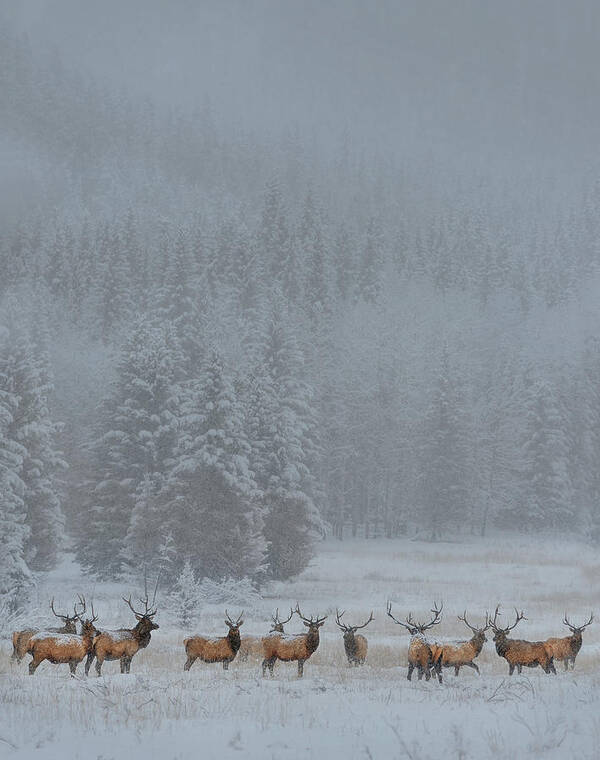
<box><xmin>488</xmin><ymin>606</ymin><xmax>556</xmax><ymax>675</ymax></box>
<box><xmin>261</xmin><ymin>604</ymin><xmax>327</xmax><ymax>678</ymax></box>
<box><xmin>27</xmin><ymin>599</ymin><xmax>99</xmax><ymax>676</ymax></box>
<box><xmin>335</xmin><ymin>609</ymin><xmax>374</xmax><ymax>666</ymax></box>
<box><xmin>12</xmin><ymin>597</ymin><xmax>83</xmax><ymax>663</ymax></box>
<box><xmin>238</xmin><ymin>608</ymin><xmax>293</xmax><ymax>662</ymax></box>
<box><xmin>86</xmin><ymin>595</ymin><xmax>159</xmax><ymax>676</ymax></box>
<box><xmin>544</xmin><ymin>613</ymin><xmax>593</xmax><ymax>670</ymax></box>
<box><xmin>184</xmin><ymin>610</ymin><xmax>244</xmax><ymax>670</ymax></box>
<box><xmin>386</xmin><ymin>601</ymin><xmax>443</xmax><ymax>682</ymax></box>
<box><xmin>429</xmin><ymin>611</ymin><xmax>489</xmax><ymax>677</ymax></box>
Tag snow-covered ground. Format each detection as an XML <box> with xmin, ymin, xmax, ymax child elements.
<box><xmin>1</xmin><ymin>536</ymin><xmax>599</xmax><ymax>759</ymax></box>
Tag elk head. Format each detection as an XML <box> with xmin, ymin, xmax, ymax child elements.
<box><xmin>73</xmin><ymin>596</ymin><xmax>99</xmax><ymax>638</ymax></box>
<box><xmin>294</xmin><ymin>603</ymin><xmax>327</xmax><ymax>634</ymax></box>
<box><xmin>123</xmin><ymin>594</ymin><xmax>159</xmax><ymax>633</ymax></box>
<box><xmin>487</xmin><ymin>605</ymin><xmax>524</xmax><ymax>644</ymax></box>
<box><xmin>50</xmin><ymin>596</ymin><xmax>83</xmax><ymax>633</ymax></box>
<box><xmin>335</xmin><ymin>609</ymin><xmax>374</xmax><ymax>641</ymax></box>
<box><xmin>458</xmin><ymin>610</ymin><xmax>489</xmax><ymax>644</ymax></box>
<box><xmin>387</xmin><ymin>601</ymin><xmax>443</xmax><ymax>636</ymax></box>
<box><xmin>270</xmin><ymin>608</ymin><xmax>294</xmax><ymax>633</ymax></box>
<box><xmin>563</xmin><ymin>612</ymin><xmax>593</xmax><ymax>639</ymax></box>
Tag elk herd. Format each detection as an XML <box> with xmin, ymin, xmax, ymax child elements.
<box><xmin>9</xmin><ymin>596</ymin><xmax>594</xmax><ymax>682</ymax></box>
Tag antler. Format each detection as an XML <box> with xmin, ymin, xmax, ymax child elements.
<box><xmin>487</xmin><ymin>605</ymin><xmax>501</xmax><ymax>631</ymax></box>
<box><xmin>294</xmin><ymin>603</ymin><xmax>327</xmax><ymax>625</ymax></box>
<box><xmin>458</xmin><ymin>610</ymin><xmax>481</xmax><ymax>633</ymax></box>
<box><xmin>225</xmin><ymin>609</ymin><xmax>244</xmax><ymax>626</ymax></box>
<box><xmin>50</xmin><ymin>598</ymin><xmax>69</xmax><ymax>621</ymax></box>
<box><xmin>506</xmin><ymin>608</ymin><xmax>526</xmax><ymax>632</ymax></box>
<box><xmin>74</xmin><ymin>594</ymin><xmax>87</xmax><ymax>622</ymax></box>
<box><xmin>335</xmin><ymin>608</ymin><xmax>350</xmax><ymax>631</ymax></box>
<box><xmin>354</xmin><ymin>611</ymin><xmax>374</xmax><ymax>630</ymax></box>
<box><xmin>420</xmin><ymin>601</ymin><xmax>443</xmax><ymax>631</ymax></box>
<box><xmin>272</xmin><ymin>607</ymin><xmax>294</xmax><ymax>626</ymax></box>
<box><xmin>386</xmin><ymin>601</ymin><xmax>415</xmax><ymax>631</ymax></box>
<box><xmin>87</xmin><ymin>601</ymin><xmax>99</xmax><ymax>624</ymax></box>
<box><xmin>563</xmin><ymin>612</ymin><xmax>594</xmax><ymax>632</ymax></box>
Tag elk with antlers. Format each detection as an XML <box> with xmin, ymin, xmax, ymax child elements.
<box><xmin>261</xmin><ymin>604</ymin><xmax>327</xmax><ymax>678</ymax></box>
<box><xmin>12</xmin><ymin>597</ymin><xmax>83</xmax><ymax>663</ymax></box>
<box><xmin>184</xmin><ymin>610</ymin><xmax>244</xmax><ymax>670</ymax></box>
<box><xmin>430</xmin><ymin>611</ymin><xmax>489</xmax><ymax>678</ymax></box>
<box><xmin>544</xmin><ymin>613</ymin><xmax>593</xmax><ymax>670</ymax></box>
<box><xmin>335</xmin><ymin>609</ymin><xmax>374</xmax><ymax>666</ymax></box>
<box><xmin>387</xmin><ymin>601</ymin><xmax>443</xmax><ymax>682</ymax></box>
<box><xmin>488</xmin><ymin>606</ymin><xmax>556</xmax><ymax>675</ymax></box>
<box><xmin>86</xmin><ymin>595</ymin><xmax>159</xmax><ymax>676</ymax></box>
<box><xmin>27</xmin><ymin>598</ymin><xmax>99</xmax><ymax>676</ymax></box>
<box><xmin>238</xmin><ymin>608</ymin><xmax>294</xmax><ymax>662</ymax></box>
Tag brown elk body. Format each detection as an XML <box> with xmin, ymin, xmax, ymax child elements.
<box><xmin>544</xmin><ymin>613</ymin><xmax>593</xmax><ymax>670</ymax></box>
<box><xmin>335</xmin><ymin>609</ymin><xmax>373</xmax><ymax>666</ymax></box>
<box><xmin>27</xmin><ymin>600</ymin><xmax>99</xmax><ymax>676</ymax></box>
<box><xmin>238</xmin><ymin>609</ymin><xmax>293</xmax><ymax>662</ymax></box>
<box><xmin>184</xmin><ymin>611</ymin><xmax>243</xmax><ymax>670</ymax></box>
<box><xmin>387</xmin><ymin>601</ymin><xmax>443</xmax><ymax>682</ymax></box>
<box><xmin>11</xmin><ymin>598</ymin><xmax>81</xmax><ymax>663</ymax></box>
<box><xmin>430</xmin><ymin>612</ymin><xmax>489</xmax><ymax>677</ymax></box>
<box><xmin>262</xmin><ymin>604</ymin><xmax>326</xmax><ymax>677</ymax></box>
<box><xmin>86</xmin><ymin>595</ymin><xmax>159</xmax><ymax>676</ymax></box>
<box><xmin>489</xmin><ymin>607</ymin><xmax>556</xmax><ymax>675</ymax></box>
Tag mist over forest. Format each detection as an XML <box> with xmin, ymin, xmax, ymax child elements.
<box><xmin>2</xmin><ymin>0</ymin><xmax>600</xmax><ymax>602</ymax></box>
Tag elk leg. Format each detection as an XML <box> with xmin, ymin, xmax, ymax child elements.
<box><xmin>29</xmin><ymin>657</ymin><xmax>41</xmax><ymax>675</ymax></box>
<box><xmin>69</xmin><ymin>661</ymin><xmax>78</xmax><ymax>677</ymax></box>
<box><xmin>465</xmin><ymin>661</ymin><xmax>480</xmax><ymax>675</ymax></box>
<box><xmin>223</xmin><ymin>660</ymin><xmax>229</xmax><ymax>670</ymax></box>
<box><xmin>516</xmin><ymin>664</ymin><xmax>522</xmax><ymax>674</ymax></box>
<box><xmin>184</xmin><ymin>655</ymin><xmax>196</xmax><ymax>671</ymax></box>
<box><xmin>297</xmin><ymin>659</ymin><xmax>305</xmax><ymax>677</ymax></box>
<box><xmin>407</xmin><ymin>663</ymin><xmax>414</xmax><ymax>681</ymax></box>
<box><xmin>95</xmin><ymin>657</ymin><xmax>104</xmax><ymax>676</ymax></box>
<box><xmin>84</xmin><ymin>653</ymin><xmax>94</xmax><ymax>676</ymax></box>
<box><xmin>508</xmin><ymin>663</ymin><xmax>514</xmax><ymax>675</ymax></box>
<box><xmin>563</xmin><ymin>659</ymin><xmax>569</xmax><ymax>671</ymax></box>
<box><xmin>121</xmin><ymin>656</ymin><xmax>133</xmax><ymax>674</ymax></box>
<box><xmin>454</xmin><ymin>666</ymin><xmax>460</xmax><ymax>676</ymax></box>
<box><xmin>547</xmin><ymin>659</ymin><xmax>556</xmax><ymax>675</ymax></box>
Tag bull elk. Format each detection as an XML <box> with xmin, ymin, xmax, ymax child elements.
<box><xmin>386</xmin><ymin>601</ymin><xmax>443</xmax><ymax>682</ymax></box>
<box><xmin>12</xmin><ymin>597</ymin><xmax>83</xmax><ymax>663</ymax></box>
<box><xmin>488</xmin><ymin>606</ymin><xmax>556</xmax><ymax>675</ymax></box>
<box><xmin>27</xmin><ymin>599</ymin><xmax>99</xmax><ymax>676</ymax></box>
<box><xmin>238</xmin><ymin>608</ymin><xmax>293</xmax><ymax>662</ymax></box>
<box><xmin>544</xmin><ymin>613</ymin><xmax>593</xmax><ymax>670</ymax></box>
<box><xmin>262</xmin><ymin>604</ymin><xmax>327</xmax><ymax>678</ymax></box>
<box><xmin>335</xmin><ymin>609</ymin><xmax>374</xmax><ymax>666</ymax></box>
<box><xmin>184</xmin><ymin>610</ymin><xmax>244</xmax><ymax>670</ymax></box>
<box><xmin>86</xmin><ymin>595</ymin><xmax>159</xmax><ymax>676</ymax></box>
<box><xmin>430</xmin><ymin>611</ymin><xmax>489</xmax><ymax>678</ymax></box>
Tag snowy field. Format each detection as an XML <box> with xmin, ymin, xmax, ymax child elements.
<box><xmin>1</xmin><ymin>536</ymin><xmax>599</xmax><ymax>760</ymax></box>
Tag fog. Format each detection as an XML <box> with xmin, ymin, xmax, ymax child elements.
<box><xmin>2</xmin><ymin>0</ymin><xmax>600</xmax><ymax>598</ymax></box>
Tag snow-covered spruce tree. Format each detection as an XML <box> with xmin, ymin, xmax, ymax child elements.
<box><xmin>0</xmin><ymin>330</ymin><xmax>31</xmax><ymax>605</ymax></box>
<box><xmin>169</xmin><ymin>559</ymin><xmax>200</xmax><ymax>628</ymax></box>
<box><xmin>418</xmin><ymin>348</ymin><xmax>470</xmax><ymax>540</ymax></box>
<box><xmin>250</xmin><ymin>310</ymin><xmax>323</xmax><ymax>579</ymax></box>
<box><xmin>0</xmin><ymin>320</ymin><xmax>65</xmax><ymax>571</ymax></box>
<box><xmin>357</xmin><ymin>217</ymin><xmax>385</xmax><ymax>303</ymax></box>
<box><xmin>507</xmin><ymin>373</ymin><xmax>574</xmax><ymax>532</ymax></box>
<box><xmin>77</xmin><ymin>318</ymin><xmax>180</xmax><ymax>579</ymax></box>
<box><xmin>162</xmin><ymin>349</ymin><xmax>266</xmax><ymax>581</ymax></box>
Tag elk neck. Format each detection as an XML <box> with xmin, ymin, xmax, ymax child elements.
<box><xmin>306</xmin><ymin>627</ymin><xmax>320</xmax><ymax>653</ymax></box>
<box><xmin>228</xmin><ymin>627</ymin><xmax>241</xmax><ymax>653</ymax></box>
